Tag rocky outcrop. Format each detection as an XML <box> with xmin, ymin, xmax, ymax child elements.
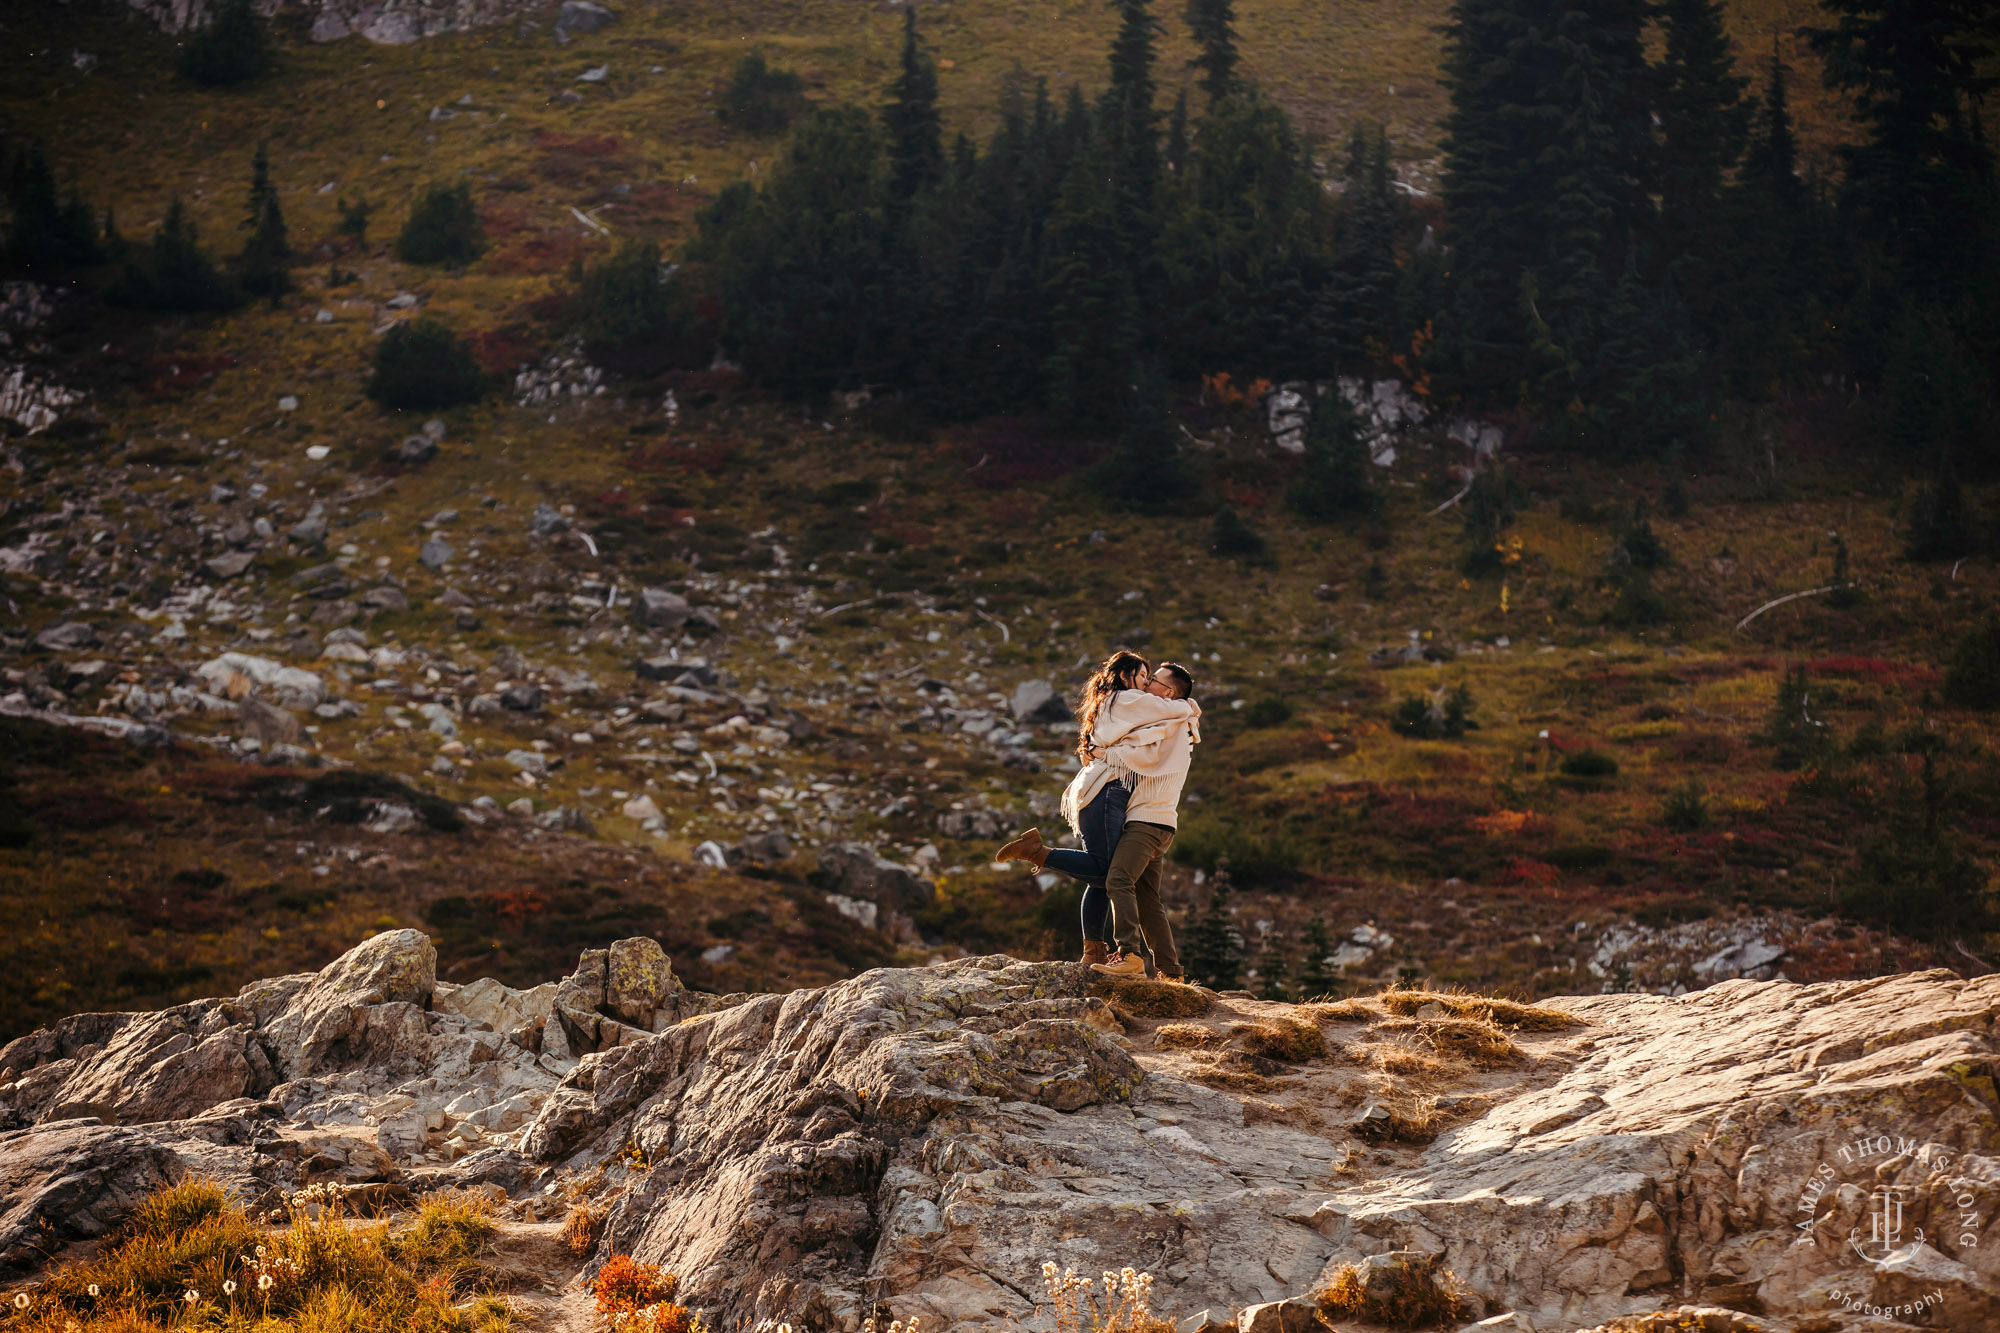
<box><xmin>4</xmin><ymin>943</ymin><xmax>1999</xmax><ymax>1333</ymax></box>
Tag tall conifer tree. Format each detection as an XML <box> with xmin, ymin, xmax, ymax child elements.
<box><xmin>238</xmin><ymin>144</ymin><xmax>290</xmax><ymax>297</ymax></box>
<box><xmin>1804</xmin><ymin>0</ymin><xmax>2000</xmax><ymax>302</ymax></box>
<box><xmin>1184</xmin><ymin>0</ymin><xmax>1240</xmax><ymax>104</ymax></box>
<box><xmin>883</xmin><ymin>7</ymin><xmax>946</xmax><ymax>206</ymax></box>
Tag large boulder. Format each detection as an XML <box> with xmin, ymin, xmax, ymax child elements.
<box><xmin>632</xmin><ymin>586</ymin><xmax>692</xmax><ymax>629</ymax></box>
<box><xmin>1009</xmin><ymin>678</ymin><xmax>1073</xmax><ymax>723</ymax></box>
<box><xmin>194</xmin><ymin>652</ymin><xmax>328</xmax><ymax>709</ymax></box>
<box><xmin>258</xmin><ymin>929</ymin><xmax>436</xmax><ymax>1079</ymax></box>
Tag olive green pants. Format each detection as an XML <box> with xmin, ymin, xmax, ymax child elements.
<box><xmin>1106</xmin><ymin>820</ymin><xmax>1179</xmax><ymax>978</ymax></box>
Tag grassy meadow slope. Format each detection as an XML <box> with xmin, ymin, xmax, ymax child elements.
<box><xmin>0</xmin><ymin>0</ymin><xmax>1986</xmax><ymax>1040</ymax></box>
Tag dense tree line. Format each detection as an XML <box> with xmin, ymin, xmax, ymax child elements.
<box><xmin>666</xmin><ymin>0</ymin><xmax>1997</xmax><ymax>486</ymax></box>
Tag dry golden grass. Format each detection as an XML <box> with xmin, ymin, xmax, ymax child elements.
<box><xmin>1187</xmin><ymin>1060</ymin><xmax>1277</xmax><ymax>1094</ymax></box>
<box><xmin>6</xmin><ymin>1180</ymin><xmax>517</xmax><ymax>1333</ymax></box>
<box><xmin>1307</xmin><ymin>1000</ymin><xmax>1382</xmax><ymax>1023</ymax></box>
<box><xmin>1317</xmin><ymin>1255</ymin><xmax>1472</xmax><ymax>1328</ymax></box>
<box><xmin>1353</xmin><ymin>1040</ymin><xmax>1467</xmax><ymax>1081</ymax></box>
<box><xmin>1376</xmin><ymin>989</ymin><xmax>1578</xmax><ymax>1031</ymax></box>
<box><xmin>1090</xmin><ymin>976</ymin><xmax>1211</xmax><ymax>1019</ymax></box>
<box><xmin>1374</xmin><ymin>1015</ymin><xmax>1522</xmax><ymax>1065</ymax></box>
<box><xmin>559</xmin><ymin>1201</ymin><xmax>607</xmax><ymax>1259</ymax></box>
<box><xmin>1154</xmin><ymin>1022</ymin><xmax>1218</xmax><ymax>1049</ymax></box>
<box><xmin>1243</xmin><ymin>1098</ymin><xmax>1325</xmax><ymax>1130</ymax></box>
<box><xmin>1232</xmin><ymin>1017</ymin><xmax>1327</xmax><ymax>1063</ymax></box>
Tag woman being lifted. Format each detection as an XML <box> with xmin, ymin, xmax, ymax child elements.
<box><xmin>997</xmin><ymin>649</ymin><xmax>1201</xmax><ymax>974</ymax></box>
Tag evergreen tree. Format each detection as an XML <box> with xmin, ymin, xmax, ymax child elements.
<box><xmin>3</xmin><ymin>142</ymin><xmax>99</xmax><ymax>271</ymax></box>
<box><xmin>575</xmin><ymin>239</ymin><xmax>696</xmax><ymax>373</ymax></box>
<box><xmin>367</xmin><ymin>316</ymin><xmax>485</xmax><ymax>410</ymax></box>
<box><xmin>718</xmin><ymin>52</ymin><xmax>808</xmax><ymax>133</ymax></box>
<box><xmin>1210</xmin><ymin>504</ymin><xmax>1270</xmax><ymax>562</ymax></box>
<box><xmin>1090</xmin><ymin>358</ymin><xmax>1196</xmax><ymax>510</ymax></box>
<box><xmin>1158</xmin><ymin>92</ymin><xmax>1332</xmax><ymax>378</ymax></box>
<box><xmin>1326</xmin><ymin>122</ymin><xmax>1403</xmax><ymax>364</ymax></box>
<box><xmin>691</xmin><ymin>106</ymin><xmax>893</xmax><ymax>393</ymax></box>
<box><xmin>242</xmin><ymin>143</ymin><xmax>277</xmax><ymax>234</ymax></box>
<box><xmin>1043</xmin><ymin>138</ymin><xmax>1142</xmax><ymax>418</ymax></box>
<box><xmin>1655</xmin><ymin>0</ymin><xmax>1749</xmax><ymax>343</ymax></box>
<box><xmin>1437</xmin><ymin>0</ymin><xmax>1654</xmax><ymax>407</ymax></box>
<box><xmin>1099</xmin><ymin>0</ymin><xmax>1165</xmax><ymax>261</ymax></box>
<box><xmin>177</xmin><ymin>0</ymin><xmax>274</xmax><ymax>87</ymax></box>
<box><xmin>1184</xmin><ymin>0</ymin><xmax>1240</xmax><ymax>104</ymax></box>
<box><xmin>1288</xmin><ymin>388</ymin><xmax>1379</xmax><ymax>520</ymax></box>
<box><xmin>1592</xmin><ymin>246</ymin><xmax>1706</xmax><ymax>453</ymax></box>
<box><xmin>1254</xmin><ymin>927</ymin><xmax>1290</xmax><ymax>1001</ymax></box>
<box><xmin>397</xmin><ymin>182</ymin><xmax>484</xmax><ymax>267</ymax></box>
<box><xmin>237</xmin><ymin>145</ymin><xmax>289</xmax><ymax>298</ymax></box>
<box><xmin>883</xmin><ymin>7</ymin><xmax>946</xmax><ymax>206</ymax></box>
<box><xmin>1295</xmin><ymin>915</ymin><xmax>1338</xmax><ymax>999</ymax></box>
<box><xmin>337</xmin><ymin>196</ymin><xmax>372</xmax><ymax>250</ymax></box>
<box><xmin>1181</xmin><ymin>874</ymin><xmax>1247</xmax><ymax>990</ymax></box>
<box><xmin>1166</xmin><ymin>89</ymin><xmax>1190</xmax><ymax>173</ymax></box>
<box><xmin>110</xmin><ymin>197</ymin><xmax>238</xmax><ymax>311</ymax></box>
<box><xmin>1741</xmin><ymin>37</ymin><xmax>1802</xmax><ymax>209</ymax></box>
<box><xmin>1803</xmin><ymin>0</ymin><xmax>2000</xmax><ymax>304</ymax></box>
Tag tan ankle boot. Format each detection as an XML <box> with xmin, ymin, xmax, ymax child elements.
<box><xmin>1081</xmin><ymin>940</ymin><xmax>1111</xmax><ymax>967</ymax></box>
<box><xmin>996</xmin><ymin>827</ymin><xmax>1046</xmax><ymax>867</ymax></box>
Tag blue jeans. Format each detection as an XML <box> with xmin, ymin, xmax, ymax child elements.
<box><xmin>1042</xmin><ymin>780</ymin><xmax>1129</xmax><ymax>944</ymax></box>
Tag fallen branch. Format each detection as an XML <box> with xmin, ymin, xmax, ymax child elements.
<box><xmin>974</xmin><ymin>607</ymin><xmax>1011</xmax><ymax>642</ymax></box>
<box><xmin>1955</xmin><ymin>938</ymin><xmax>1995</xmax><ymax>974</ymax></box>
<box><xmin>570</xmin><ymin>205</ymin><xmax>611</xmax><ymax>236</ymax></box>
<box><xmin>816</xmin><ymin>591</ymin><xmax>918</xmax><ymax>619</ymax></box>
<box><xmin>1427</xmin><ymin>480</ymin><xmax>1473</xmax><ymax>517</ymax></box>
<box><xmin>1734</xmin><ymin>585</ymin><xmax>1847</xmax><ymax>632</ymax></box>
<box><xmin>1952</xmin><ymin>557</ymin><xmax>1969</xmax><ymax>581</ymax></box>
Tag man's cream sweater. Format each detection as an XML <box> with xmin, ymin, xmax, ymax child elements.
<box><xmin>1061</xmin><ymin>690</ymin><xmax>1202</xmax><ymax>832</ymax></box>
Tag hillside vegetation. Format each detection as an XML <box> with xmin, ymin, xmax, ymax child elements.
<box><xmin>0</xmin><ymin>0</ymin><xmax>1993</xmax><ymax>1038</ymax></box>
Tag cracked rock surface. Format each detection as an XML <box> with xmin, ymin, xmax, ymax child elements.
<box><xmin>3</xmin><ymin>932</ymin><xmax>1998</xmax><ymax>1333</ymax></box>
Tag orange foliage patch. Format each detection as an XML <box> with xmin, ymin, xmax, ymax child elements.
<box><xmin>594</xmin><ymin>1255</ymin><xmax>678</xmax><ymax>1315</ymax></box>
<box><xmin>1470</xmin><ymin>810</ymin><xmax>1549</xmax><ymax>838</ymax></box>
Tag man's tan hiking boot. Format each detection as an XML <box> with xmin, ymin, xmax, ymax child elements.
<box><xmin>1090</xmin><ymin>951</ymin><xmax>1148</xmax><ymax>979</ymax></box>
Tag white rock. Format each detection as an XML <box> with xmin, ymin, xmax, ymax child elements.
<box><xmin>194</xmin><ymin>653</ymin><xmax>328</xmax><ymax>708</ymax></box>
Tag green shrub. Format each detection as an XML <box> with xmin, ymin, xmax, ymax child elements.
<box><xmin>1210</xmin><ymin>505</ymin><xmax>1270</xmax><ymax>563</ymax></box>
<box><xmin>177</xmin><ymin>0</ymin><xmax>273</xmax><ymax>87</ymax></box>
<box><xmin>1760</xmin><ymin>664</ymin><xmax>1830</xmax><ymax>769</ymax></box>
<box><xmin>1287</xmin><ymin>393</ymin><xmax>1379</xmax><ymax>521</ymax></box>
<box><xmin>1559</xmin><ymin>749</ymin><xmax>1619</xmax><ymax>778</ymax></box>
<box><xmin>367</xmin><ymin>317</ymin><xmax>485</xmax><ymax>411</ymax></box>
<box><xmin>1662</xmin><ymin>779</ymin><xmax>1708</xmax><ymax>830</ymax></box>
<box><xmin>1171</xmin><ymin>819</ymin><xmax>1308</xmax><ymax>888</ymax></box>
<box><xmin>1609</xmin><ymin>501</ymin><xmax>1669</xmax><ymax>572</ymax></box>
<box><xmin>1093</xmin><ymin>362</ymin><xmax>1199</xmax><ymax>513</ymax></box>
<box><xmin>1606</xmin><ymin>572</ymin><xmax>1676</xmax><ymax>627</ymax></box>
<box><xmin>718</xmin><ymin>52</ymin><xmax>809</xmax><ymax>133</ymax></box>
<box><xmin>1837</xmin><ymin>753</ymin><xmax>1994</xmax><ymax>940</ymax></box>
<box><xmin>109</xmin><ymin>197</ymin><xmax>240</xmax><ymax>312</ymax></box>
<box><xmin>1944</xmin><ymin>613</ymin><xmax>2000</xmax><ymax>710</ymax></box>
<box><xmin>575</xmin><ymin>238</ymin><xmax>699</xmax><ymax>373</ymax></box>
<box><xmin>1362</xmin><ymin>557</ymin><xmax>1389</xmax><ymax>601</ymax></box>
<box><xmin>1391</xmin><ymin>683</ymin><xmax>1474</xmax><ymax>739</ymax></box>
<box><xmin>396</xmin><ymin>182</ymin><xmax>484</xmax><ymax>267</ymax></box>
<box><xmin>1459</xmin><ymin>463</ymin><xmax>1519</xmax><ymax>574</ymax></box>
<box><xmin>4</xmin><ymin>141</ymin><xmax>102</xmax><ymax>271</ymax></box>
<box><xmin>1243</xmin><ymin>697</ymin><xmax>1294</xmax><ymax>728</ymax></box>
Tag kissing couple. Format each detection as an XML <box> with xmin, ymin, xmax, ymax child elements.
<box><xmin>996</xmin><ymin>650</ymin><xmax>1201</xmax><ymax>982</ymax></box>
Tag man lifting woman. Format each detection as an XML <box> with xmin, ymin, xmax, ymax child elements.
<box><xmin>996</xmin><ymin>650</ymin><xmax>1200</xmax><ymax>981</ymax></box>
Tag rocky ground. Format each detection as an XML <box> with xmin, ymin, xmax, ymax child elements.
<box><xmin>4</xmin><ymin>930</ymin><xmax>1997</xmax><ymax>1333</ymax></box>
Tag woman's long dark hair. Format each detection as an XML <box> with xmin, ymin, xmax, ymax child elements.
<box><xmin>1074</xmin><ymin>650</ymin><xmax>1149</xmax><ymax>762</ymax></box>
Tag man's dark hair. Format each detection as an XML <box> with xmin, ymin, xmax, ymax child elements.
<box><xmin>1159</xmin><ymin>661</ymin><xmax>1195</xmax><ymax>699</ymax></box>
